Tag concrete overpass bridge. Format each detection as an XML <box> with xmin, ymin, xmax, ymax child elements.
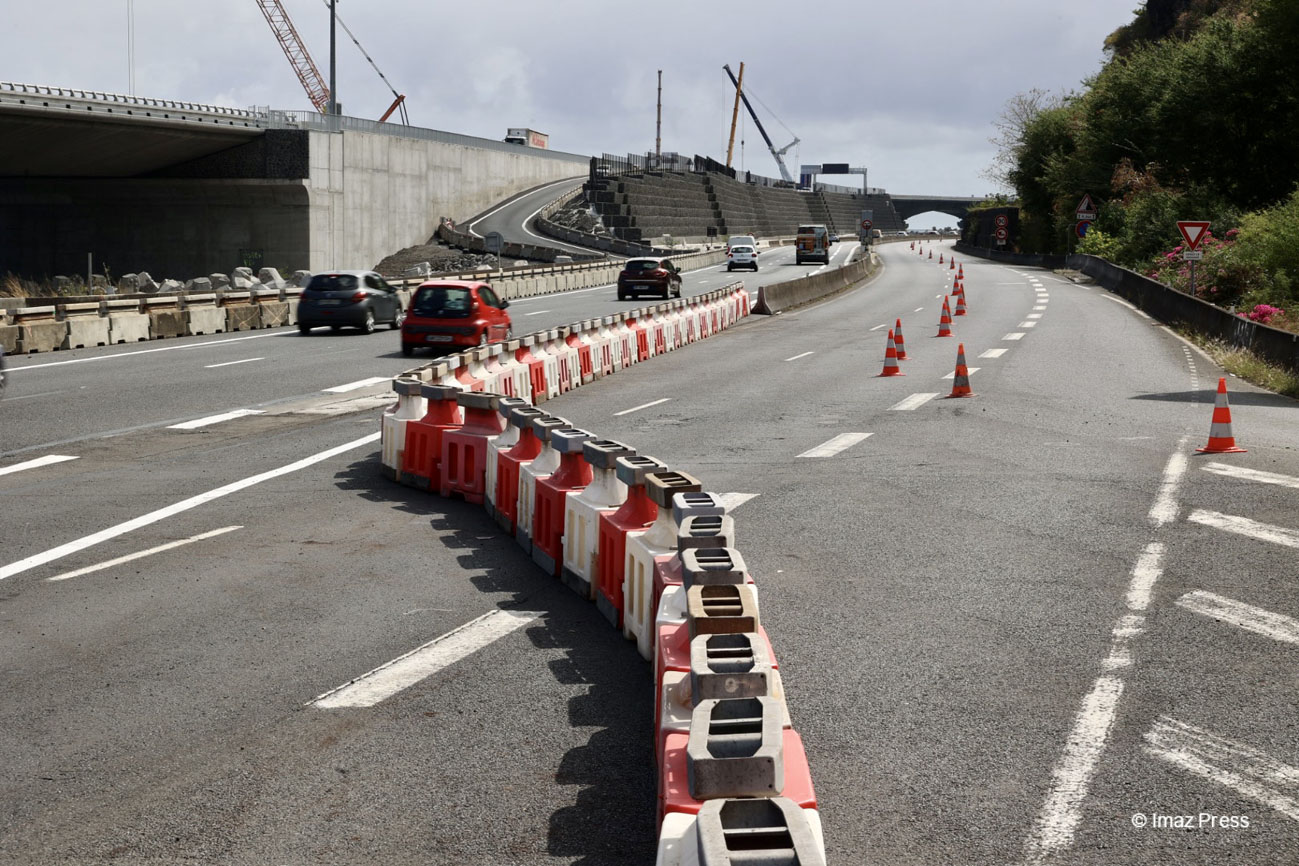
<box><xmin>887</xmin><ymin>194</ymin><xmax>983</xmax><ymax>223</ymax></box>
<box><xmin>0</xmin><ymin>82</ymin><xmax>587</xmax><ymax>280</ymax></box>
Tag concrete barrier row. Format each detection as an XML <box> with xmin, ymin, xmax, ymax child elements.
<box><xmin>376</xmin><ymin>284</ymin><xmax>825</xmax><ymax>863</ymax></box>
<box><xmin>751</xmin><ymin>253</ymin><xmax>877</xmax><ymax>316</ymax></box>
<box><xmin>0</xmin><ymin>288</ymin><xmax>320</xmax><ymax>355</ymax></box>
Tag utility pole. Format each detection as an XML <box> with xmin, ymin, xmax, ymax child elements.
<box><xmin>655</xmin><ymin>70</ymin><xmax>662</xmax><ymax>167</ymax></box>
<box><xmin>327</xmin><ymin>0</ymin><xmax>337</xmax><ymax>115</ymax></box>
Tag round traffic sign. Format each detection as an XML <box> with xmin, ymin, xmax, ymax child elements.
<box><xmin>995</xmin><ymin>214</ymin><xmax>1008</xmax><ymax>228</ymax></box>
<box><xmin>995</xmin><ymin>227</ymin><xmax>1008</xmax><ymax>240</ymax></box>
<box><xmin>1075</xmin><ymin>220</ymin><xmax>1091</xmax><ymax>238</ymax></box>
<box><xmin>860</xmin><ymin>219</ymin><xmax>873</xmax><ymax>231</ymax></box>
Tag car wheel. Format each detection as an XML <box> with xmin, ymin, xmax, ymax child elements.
<box><xmin>390</xmin><ymin>306</ymin><xmax>404</xmax><ymax>330</ymax></box>
<box><xmin>617</xmin><ymin>291</ymin><xmax>628</xmax><ymax>301</ymax></box>
<box><xmin>298</xmin><ymin>324</ymin><xmax>311</xmax><ymax>335</ymax></box>
<box><xmin>361</xmin><ymin>310</ymin><xmax>376</xmax><ymax>334</ymax></box>
<box><xmin>727</xmin><ymin>265</ymin><xmax>733</xmax><ymax>272</ymax></box>
<box><xmin>401</xmin><ymin>344</ymin><xmax>414</xmax><ymax>357</ymax></box>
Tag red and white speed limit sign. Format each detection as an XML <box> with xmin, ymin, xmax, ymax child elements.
<box><xmin>860</xmin><ymin>219</ymin><xmax>873</xmax><ymax>231</ymax></box>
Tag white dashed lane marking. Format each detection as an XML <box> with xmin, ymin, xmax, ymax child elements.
<box><xmin>0</xmin><ymin>454</ymin><xmax>80</xmax><ymax>476</ymax></box>
<box><xmin>204</xmin><ymin>357</ymin><xmax>264</xmax><ymax>369</ymax></box>
<box><xmin>889</xmin><ymin>393</ymin><xmax>939</xmax><ymax>411</ymax></box>
<box><xmin>46</xmin><ymin>525</ymin><xmax>244</xmax><ymax>583</ymax></box>
<box><xmin>797</xmin><ymin>432</ymin><xmax>873</xmax><ymax>458</ymax></box>
<box><xmin>980</xmin><ymin>349</ymin><xmax>1009</xmax><ymax>359</ymax></box>
<box><xmin>614</xmin><ymin>397</ymin><xmax>671</xmax><ymax>417</ymax></box>
<box><xmin>1176</xmin><ymin>591</ymin><xmax>1299</xmax><ymax>646</ymax></box>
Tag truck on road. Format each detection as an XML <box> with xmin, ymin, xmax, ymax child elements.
<box><xmin>504</xmin><ymin>128</ymin><xmax>548</xmax><ymax>149</ymax></box>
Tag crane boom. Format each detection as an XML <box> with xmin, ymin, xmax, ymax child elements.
<box><xmin>722</xmin><ymin>64</ymin><xmax>796</xmax><ymax>184</ymax></box>
<box><xmin>255</xmin><ymin>0</ymin><xmax>330</xmax><ymax>114</ymax></box>
<box><xmin>725</xmin><ymin>62</ymin><xmax>745</xmax><ymax>169</ymax></box>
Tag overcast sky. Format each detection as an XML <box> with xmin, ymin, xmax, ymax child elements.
<box><xmin>3</xmin><ymin>0</ymin><xmax>1136</xmax><ymax>215</ymax></box>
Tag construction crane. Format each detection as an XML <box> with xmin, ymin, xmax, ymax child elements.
<box><xmin>723</xmin><ymin>64</ymin><xmax>799</xmax><ymax>185</ymax></box>
<box><xmin>254</xmin><ymin>0</ymin><xmax>408</xmax><ymax>124</ymax></box>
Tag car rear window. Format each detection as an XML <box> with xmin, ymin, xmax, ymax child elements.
<box><xmin>307</xmin><ymin>274</ymin><xmax>358</xmax><ymax>292</ymax></box>
<box><xmin>412</xmin><ymin>286</ymin><xmax>473</xmax><ymax>318</ymax></box>
<box><xmin>624</xmin><ymin>261</ymin><xmax>661</xmax><ymax>273</ymax></box>
<box><xmin>731</xmin><ymin>246</ymin><xmax>754</xmax><ymax>253</ymax></box>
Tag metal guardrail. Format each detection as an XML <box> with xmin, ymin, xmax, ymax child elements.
<box><xmin>0</xmin><ymin>81</ymin><xmax>267</xmax><ymax>119</ymax></box>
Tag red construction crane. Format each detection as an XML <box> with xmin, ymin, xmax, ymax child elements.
<box><xmin>254</xmin><ymin>0</ymin><xmax>408</xmax><ymax>123</ymax></box>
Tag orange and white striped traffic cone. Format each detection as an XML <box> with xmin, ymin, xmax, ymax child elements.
<box><xmin>928</xmin><ymin>250</ymin><xmax>933</xmax><ymax>260</ymax></box>
<box><xmin>949</xmin><ymin>258</ymin><xmax>955</xmax><ymax>270</ymax></box>
<box><xmin>939</xmin><ymin>254</ymin><xmax>945</xmax><ymax>264</ymax></box>
<box><xmin>1196</xmin><ymin>377</ymin><xmax>1246</xmax><ymax>453</ymax></box>
<box><xmin>878</xmin><ymin>329</ymin><xmax>904</xmax><ymax>376</ymax></box>
<box><xmin>958</xmin><ymin>264</ymin><xmax>964</xmax><ymax>279</ymax></box>
<box><xmin>953</xmin><ymin>290</ymin><xmax>967</xmax><ymax>317</ymax></box>
<box><xmin>894</xmin><ymin>317</ymin><xmax>908</xmax><ymax>360</ymax></box>
<box><xmin>946</xmin><ymin>343</ymin><xmax>974</xmax><ymax>398</ymax></box>
<box><xmin>910</xmin><ymin>241</ymin><xmax>915</xmax><ymax>250</ymax></box>
<box><xmin>936</xmin><ymin>298</ymin><xmax>954</xmax><ymax>337</ymax></box>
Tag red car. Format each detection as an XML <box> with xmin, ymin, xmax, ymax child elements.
<box><xmin>400</xmin><ymin>280</ymin><xmax>512</xmax><ymax>356</ymax></box>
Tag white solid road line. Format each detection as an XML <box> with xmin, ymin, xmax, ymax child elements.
<box><xmin>10</xmin><ymin>330</ymin><xmax>291</xmax><ymax>373</ymax></box>
<box><xmin>1023</xmin><ymin>676</ymin><xmax>1125</xmax><ymax>864</ymax></box>
<box><xmin>1125</xmin><ymin>542</ymin><xmax>1166</xmax><ymax>612</ymax></box>
<box><xmin>204</xmin><ymin>357</ymin><xmax>264</xmax><ymax>369</ymax></box>
<box><xmin>322</xmin><ymin>377</ymin><xmax>391</xmax><ymax>394</ymax></box>
<box><xmin>46</xmin><ymin>525</ymin><xmax>243</xmax><ymax>583</ymax></box>
<box><xmin>524</xmin><ymin>309</ymin><xmax>551</xmax><ymax>316</ymax></box>
<box><xmin>1144</xmin><ymin>716</ymin><xmax>1299</xmax><ymax>822</ymax></box>
<box><xmin>614</xmin><ymin>397</ymin><xmax>671</xmax><ymax>416</ymax></box>
<box><xmin>0</xmin><ymin>454</ymin><xmax>80</xmax><ymax>477</ymax></box>
<box><xmin>1176</xmin><ymin>590</ymin><xmax>1299</xmax><ymax>646</ymax></box>
<box><xmin>797</xmin><ymin>432</ymin><xmax>872</xmax><ymax>458</ymax></box>
<box><xmin>310</xmin><ymin>609</ymin><xmax>540</xmax><ymax>708</ymax></box>
<box><xmin>1188</xmin><ymin>509</ymin><xmax>1299</xmax><ymax>549</ymax></box>
<box><xmin>1003</xmin><ymin>333</ymin><xmax>1026</xmax><ymax>341</ymax></box>
<box><xmin>889</xmin><ymin>393</ymin><xmax>939</xmax><ymax>411</ymax></box>
<box><xmin>0</xmin><ymin>432</ymin><xmax>379</xmax><ymax>582</ymax></box>
<box><xmin>1203</xmin><ymin>462</ymin><xmax>1299</xmax><ymax>490</ymax></box>
<box><xmin>785</xmin><ymin>351</ymin><xmax>815</xmax><ymax>361</ymax></box>
<box><xmin>979</xmin><ymin>349</ymin><xmax>1009</xmax><ymax>359</ymax></box>
<box><xmin>167</xmin><ymin>409</ymin><xmax>265</xmax><ymax>430</ymax></box>
<box><xmin>1149</xmin><ymin>446</ymin><xmax>1189</xmax><ymax>526</ymax></box>
<box><xmin>716</xmin><ymin>492</ymin><xmax>760</xmax><ymax>511</ymax></box>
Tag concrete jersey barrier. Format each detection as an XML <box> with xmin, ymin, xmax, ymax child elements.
<box><xmin>751</xmin><ymin>254</ymin><xmax>877</xmax><ymax>315</ymax></box>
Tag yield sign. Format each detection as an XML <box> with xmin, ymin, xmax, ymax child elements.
<box><xmin>1177</xmin><ymin>221</ymin><xmax>1211</xmax><ymax>251</ymax></box>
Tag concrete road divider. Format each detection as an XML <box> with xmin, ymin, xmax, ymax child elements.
<box><xmin>184</xmin><ymin>294</ymin><xmax>226</xmax><ymax>335</ymax></box>
<box><xmin>144</xmin><ymin>297</ymin><xmax>187</xmax><ymax>339</ymax></box>
<box><xmin>62</xmin><ymin>302</ymin><xmax>110</xmax><ymax>349</ymax></box>
<box><xmin>106</xmin><ymin>299</ymin><xmax>150</xmax><ymax>344</ymax></box>
<box><xmin>532</xmin><ymin>427</ymin><xmax>595</xmax><ymax>577</ymax></box>
<box><xmin>656</xmin><ymin>798</ymin><xmax>827</xmax><ymax>866</ymax></box>
<box><xmin>220</xmin><ymin>292</ymin><xmax>259</xmax><ymax>332</ymax></box>
<box><xmin>681</xmin><ymin>548</ymin><xmax>749</xmax><ymax>589</ymax></box>
<box><xmin>561</xmin><ymin>438</ymin><xmax>635</xmax><ymax>601</ymax></box>
<box><xmin>752</xmin><ymin>255</ymin><xmax>876</xmax><ymax>316</ymax></box>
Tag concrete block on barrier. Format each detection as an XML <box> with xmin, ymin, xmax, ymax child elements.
<box><xmin>672</xmin><ymin>492</ymin><xmax>727</xmax><ymax>526</ymax></box>
<box><xmin>687</xmin><ymin>584</ymin><xmax>758</xmax><ymax>638</ymax></box>
<box><xmin>105</xmin><ymin>300</ymin><xmax>149</xmax><ymax>345</ymax></box>
<box><xmin>144</xmin><ymin>297</ymin><xmax>186</xmax><ymax>339</ymax></box>
<box><xmin>61</xmin><ymin>302</ymin><xmax>110</xmax><ymax>349</ymax></box>
<box><xmin>677</xmin><ymin>515</ymin><xmax>736</xmax><ymax>554</ymax></box>
<box><xmin>695</xmin><ymin>798</ymin><xmax>826</xmax><ymax>866</ymax></box>
<box><xmin>686</xmin><ymin>697</ymin><xmax>784</xmax><ymax>799</ymax></box>
<box><xmin>681</xmin><ymin>548</ymin><xmax>748</xmax><ymax>590</ymax></box>
<box><xmin>689</xmin><ymin>632</ymin><xmax>773</xmax><ymax>703</ymax></box>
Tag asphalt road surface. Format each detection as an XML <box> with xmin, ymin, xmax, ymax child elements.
<box><xmin>2</xmin><ymin>239</ymin><xmax>1296</xmax><ymax>865</ymax></box>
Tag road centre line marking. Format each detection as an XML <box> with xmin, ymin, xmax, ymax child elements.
<box><xmin>797</xmin><ymin>432</ymin><xmax>872</xmax><ymax>458</ymax></box>
<box><xmin>167</xmin><ymin>409</ymin><xmax>265</xmax><ymax>430</ymax></box>
<box><xmin>204</xmin><ymin>357</ymin><xmax>264</xmax><ymax>369</ymax></box>
<box><xmin>1176</xmin><ymin>591</ymin><xmax>1299</xmax><ymax>646</ymax></box>
<box><xmin>1019</xmin><ymin>321</ymin><xmax>1038</xmax><ymax>328</ymax></box>
<box><xmin>614</xmin><ymin>397</ymin><xmax>671</xmax><ymax>416</ymax></box>
<box><xmin>869</xmin><ymin>323</ymin><xmax>888</xmax><ymax>331</ymax></box>
<box><xmin>1188</xmin><ymin>509</ymin><xmax>1299</xmax><ymax>549</ymax></box>
<box><xmin>310</xmin><ymin>609</ymin><xmax>541</xmax><ymax>708</ymax></box>
<box><xmin>1023</xmin><ymin>677</ymin><xmax>1125</xmax><ymax>863</ymax></box>
<box><xmin>1149</xmin><ymin>447</ymin><xmax>1189</xmax><ymax>526</ymax></box>
<box><xmin>889</xmin><ymin>393</ymin><xmax>939</xmax><ymax>411</ymax></box>
<box><xmin>1034</xmin><ymin>305</ymin><xmax>1047</xmax><ymax>311</ymax></box>
<box><xmin>46</xmin><ymin>525</ymin><xmax>243</xmax><ymax>583</ymax></box>
<box><xmin>1125</xmin><ymin>542</ymin><xmax>1166</xmax><ymax>612</ymax></box>
<box><xmin>0</xmin><ymin>432</ymin><xmax>379</xmax><ymax>582</ymax></box>
<box><xmin>1004</xmin><ymin>333</ymin><xmax>1026</xmax><ymax>341</ymax></box>
<box><xmin>941</xmin><ymin>368</ymin><xmax>980</xmax><ymax>379</ymax></box>
<box><xmin>979</xmin><ymin>349</ymin><xmax>1009</xmax><ymax>359</ymax></box>
<box><xmin>0</xmin><ymin>454</ymin><xmax>80</xmax><ymax>476</ymax></box>
<box><xmin>8</xmin><ymin>330</ymin><xmax>292</xmax><ymax>373</ymax></box>
<box><xmin>524</xmin><ymin>309</ymin><xmax>551</xmax><ymax>316</ymax></box>
<box><xmin>1203</xmin><ymin>463</ymin><xmax>1299</xmax><ymax>489</ymax></box>
<box><xmin>785</xmin><ymin>351</ymin><xmax>815</xmax><ymax>361</ymax></box>
<box><xmin>1143</xmin><ymin>716</ymin><xmax>1299</xmax><ymax>822</ymax></box>
<box><xmin>914</xmin><ymin>307</ymin><xmax>924</xmax><ymax>313</ymax></box>
<box><xmin>323</xmin><ymin>377</ymin><xmax>391</xmax><ymax>394</ymax></box>
<box><xmin>717</xmin><ymin>492</ymin><xmax>760</xmax><ymax>511</ymax></box>
<box><xmin>1027</xmin><ymin>313</ymin><xmax>1043</xmax><ymax>319</ymax></box>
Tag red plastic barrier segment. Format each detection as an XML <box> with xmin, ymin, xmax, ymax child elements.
<box><xmin>440</xmin><ymin>398</ymin><xmax>505</xmax><ymax>503</ymax></box>
<box><xmin>494</xmin><ymin>426</ymin><xmax>543</xmax><ymax>533</ymax></box>
<box><xmin>567</xmin><ymin>332</ymin><xmax>595</xmax><ymax>384</ymax></box>
<box><xmin>595</xmin><ymin>485</ymin><xmax>658</xmax><ymax>628</ymax></box>
<box><xmin>532</xmin><ymin>452</ymin><xmax>593</xmax><ymax>577</ymax></box>
<box><xmin>514</xmin><ymin>343</ymin><xmax>546</xmax><ymax>406</ymax></box>
<box><xmin>400</xmin><ymin>399</ymin><xmax>463</xmax><ymax>491</ymax></box>
<box><xmin>659</xmin><ymin>729</ymin><xmax>817</xmax><ymax>824</ymax></box>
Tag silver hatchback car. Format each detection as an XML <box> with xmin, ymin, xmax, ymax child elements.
<box><xmin>298</xmin><ymin>270</ymin><xmax>405</xmax><ymax>335</ymax></box>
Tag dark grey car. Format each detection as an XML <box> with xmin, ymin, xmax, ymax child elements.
<box><xmin>297</xmin><ymin>270</ymin><xmax>404</xmax><ymax>334</ymax></box>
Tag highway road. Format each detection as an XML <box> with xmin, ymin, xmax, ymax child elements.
<box><xmin>464</xmin><ymin>176</ymin><xmax>595</xmax><ymax>259</ymax></box>
<box><xmin>2</xmin><ymin>240</ymin><xmax>1297</xmax><ymax>865</ymax></box>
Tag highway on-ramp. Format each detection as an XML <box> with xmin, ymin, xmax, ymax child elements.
<box><xmin>2</xmin><ymin>240</ymin><xmax>1297</xmax><ymax>865</ymax></box>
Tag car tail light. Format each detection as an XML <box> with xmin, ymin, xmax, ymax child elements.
<box><xmin>727</xmin><ymin>253</ymin><xmax>733</xmax><ymax>258</ymax></box>
<box><xmin>350</xmin><ymin>290</ymin><xmax>367</xmax><ymax>302</ymax></box>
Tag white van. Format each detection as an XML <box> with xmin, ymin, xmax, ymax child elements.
<box><xmin>727</xmin><ymin>235</ymin><xmax>757</xmax><ymax>251</ymax></box>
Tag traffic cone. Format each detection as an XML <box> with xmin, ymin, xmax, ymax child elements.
<box><xmin>939</xmin><ymin>254</ymin><xmax>945</xmax><ymax>264</ymax></box>
<box><xmin>910</xmin><ymin>241</ymin><xmax>915</xmax><ymax>250</ymax></box>
<box><xmin>953</xmin><ymin>290</ymin><xmax>967</xmax><ymax>317</ymax></box>
<box><xmin>949</xmin><ymin>258</ymin><xmax>955</xmax><ymax>270</ymax></box>
<box><xmin>1196</xmin><ymin>378</ymin><xmax>1246</xmax><ymax>453</ymax></box>
<box><xmin>878</xmin><ymin>329</ymin><xmax>904</xmax><ymax>376</ymax></box>
<box><xmin>894</xmin><ymin>318</ymin><xmax>908</xmax><ymax>360</ymax></box>
<box><xmin>936</xmin><ymin>298</ymin><xmax>953</xmax><ymax>337</ymax></box>
<box><xmin>928</xmin><ymin>250</ymin><xmax>933</xmax><ymax>260</ymax></box>
<box><xmin>946</xmin><ymin>343</ymin><xmax>974</xmax><ymax>398</ymax></box>
<box><xmin>958</xmin><ymin>264</ymin><xmax>964</xmax><ymax>279</ymax></box>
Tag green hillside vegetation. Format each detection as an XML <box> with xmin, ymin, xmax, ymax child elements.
<box><xmin>994</xmin><ymin>0</ymin><xmax>1299</xmax><ymax>329</ymax></box>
